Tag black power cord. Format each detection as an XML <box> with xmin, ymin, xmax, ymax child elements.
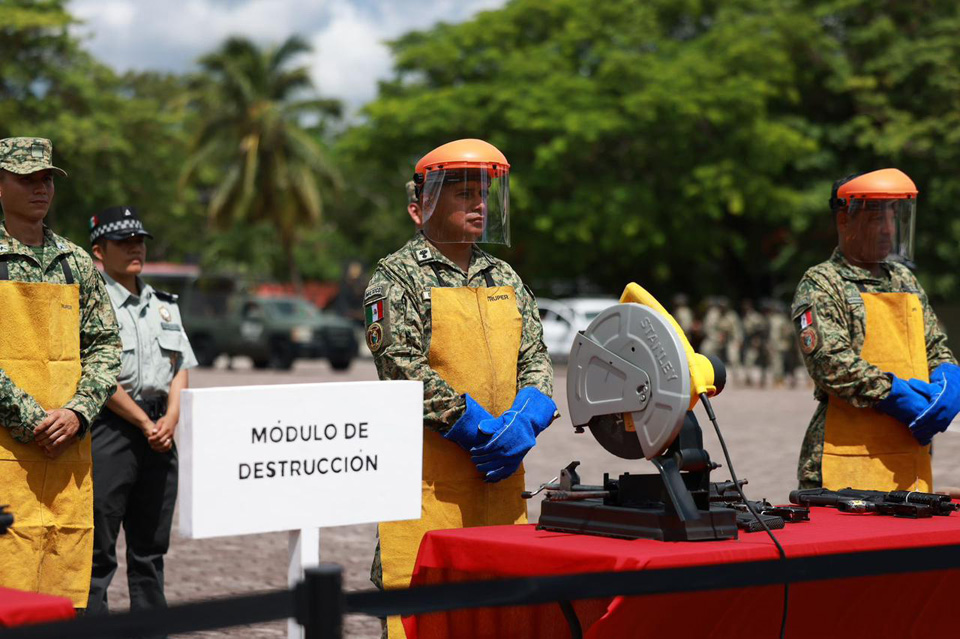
<box><xmin>700</xmin><ymin>393</ymin><xmax>789</xmax><ymax>639</ymax></box>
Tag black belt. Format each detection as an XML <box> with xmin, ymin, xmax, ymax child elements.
<box><xmin>98</xmin><ymin>396</ymin><xmax>168</xmax><ymax>429</ymax></box>
<box><xmin>136</xmin><ymin>396</ymin><xmax>168</xmax><ymax>421</ymax></box>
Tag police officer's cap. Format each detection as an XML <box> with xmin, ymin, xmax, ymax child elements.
<box><xmin>89</xmin><ymin>206</ymin><xmax>154</xmax><ymax>244</ymax></box>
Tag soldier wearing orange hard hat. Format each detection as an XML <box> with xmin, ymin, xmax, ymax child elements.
<box><xmin>363</xmin><ymin>139</ymin><xmax>555</xmax><ymax>638</ymax></box>
<box><xmin>792</xmin><ymin>168</ymin><xmax>959</xmax><ymax>493</ymax></box>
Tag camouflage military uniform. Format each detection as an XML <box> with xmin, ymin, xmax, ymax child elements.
<box><xmin>742</xmin><ymin>307</ymin><xmax>768</xmax><ymax>365</ymax></box>
<box><xmin>766</xmin><ymin>307</ymin><xmax>792</xmax><ymax>385</ymax></box>
<box><xmin>720</xmin><ymin>307</ymin><xmax>744</xmax><ymax>372</ymax></box>
<box><xmin>791</xmin><ymin>248</ymin><xmax>956</xmax><ymax>488</ymax></box>
<box><xmin>0</xmin><ymin>223</ymin><xmax>121</xmax><ymax>441</ymax></box>
<box><xmin>365</xmin><ymin>232</ymin><xmax>553</xmax><ymax>598</ymax></box>
<box><xmin>364</xmin><ymin>232</ymin><xmax>553</xmax><ymax>432</ymax></box>
<box><xmin>674</xmin><ymin>304</ymin><xmax>695</xmax><ymax>337</ymax></box>
<box><xmin>699</xmin><ymin>305</ymin><xmax>725</xmax><ymax>359</ymax></box>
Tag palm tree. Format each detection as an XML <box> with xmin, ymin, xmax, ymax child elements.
<box><xmin>182</xmin><ymin>35</ymin><xmax>342</xmax><ymax>287</ymax></box>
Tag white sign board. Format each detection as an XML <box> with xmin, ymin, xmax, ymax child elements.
<box><xmin>179</xmin><ymin>381</ymin><xmax>423</xmax><ymax>538</ymax></box>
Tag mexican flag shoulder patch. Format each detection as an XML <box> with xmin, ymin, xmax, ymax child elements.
<box><xmin>365</xmin><ymin>299</ymin><xmax>384</xmax><ymax>324</ymax></box>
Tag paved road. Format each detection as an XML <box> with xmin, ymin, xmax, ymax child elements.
<box><xmin>101</xmin><ymin>358</ymin><xmax>960</xmax><ymax>638</ymax></box>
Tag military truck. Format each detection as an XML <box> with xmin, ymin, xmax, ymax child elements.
<box><xmin>187</xmin><ymin>293</ymin><xmax>357</xmax><ymax>370</ymax></box>
<box><xmin>141</xmin><ymin>269</ymin><xmax>358</xmax><ymax>371</ymax></box>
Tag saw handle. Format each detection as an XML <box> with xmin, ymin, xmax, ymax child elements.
<box><xmin>619</xmin><ymin>283</ymin><xmax>724</xmax><ymax>409</ymax></box>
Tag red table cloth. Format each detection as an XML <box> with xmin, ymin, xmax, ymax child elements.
<box><xmin>405</xmin><ymin>507</ymin><xmax>960</xmax><ymax>639</ymax></box>
<box><xmin>0</xmin><ymin>587</ymin><xmax>74</xmax><ymax>627</ymax></box>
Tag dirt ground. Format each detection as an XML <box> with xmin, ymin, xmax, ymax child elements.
<box><xmin>99</xmin><ymin>359</ymin><xmax>960</xmax><ymax>638</ymax></box>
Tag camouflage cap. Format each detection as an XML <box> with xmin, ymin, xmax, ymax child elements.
<box><xmin>0</xmin><ymin>137</ymin><xmax>67</xmax><ymax>177</ymax></box>
<box><xmin>405</xmin><ymin>180</ymin><xmax>418</xmax><ymax>204</ymax></box>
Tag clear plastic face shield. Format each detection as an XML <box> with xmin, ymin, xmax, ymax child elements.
<box><xmin>419</xmin><ymin>165</ymin><xmax>510</xmax><ymax>245</ymax></box>
<box><xmin>839</xmin><ymin>197</ymin><xmax>916</xmax><ymax>264</ymax></box>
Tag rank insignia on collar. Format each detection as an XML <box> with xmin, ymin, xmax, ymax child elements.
<box><xmin>414</xmin><ymin>248</ymin><xmax>431</xmax><ymax>263</ymax></box>
<box><xmin>159</xmin><ymin>306</ymin><xmax>172</xmax><ymax>322</ymax></box>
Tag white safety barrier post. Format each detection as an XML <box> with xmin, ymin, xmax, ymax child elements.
<box><xmin>179</xmin><ymin>381</ymin><xmax>423</xmax><ymax>639</ymax></box>
<box><xmin>288</xmin><ymin>528</ymin><xmax>321</xmax><ymax>639</ymax></box>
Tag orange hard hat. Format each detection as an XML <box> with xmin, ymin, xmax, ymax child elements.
<box><xmin>837</xmin><ymin>168</ymin><xmax>918</xmax><ymax>200</ymax></box>
<box><xmin>414</xmin><ymin>138</ymin><xmax>509</xmax><ymax>177</ymax></box>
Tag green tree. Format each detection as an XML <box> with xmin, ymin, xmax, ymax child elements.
<box><xmin>337</xmin><ymin>0</ymin><xmax>960</xmax><ymax>304</ymax></box>
<box><xmin>183</xmin><ymin>36</ymin><xmax>342</xmax><ymax>286</ymax></box>
<box><xmin>0</xmin><ymin>0</ymin><xmax>199</xmax><ymax>255</ymax></box>
<box><xmin>805</xmin><ymin>0</ymin><xmax>960</xmax><ymax>300</ymax></box>
<box><xmin>0</xmin><ymin>0</ymin><xmax>74</xmax><ymax>125</ymax></box>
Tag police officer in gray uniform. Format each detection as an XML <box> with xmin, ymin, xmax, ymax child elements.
<box><xmin>86</xmin><ymin>207</ymin><xmax>197</xmax><ymax>616</ymax></box>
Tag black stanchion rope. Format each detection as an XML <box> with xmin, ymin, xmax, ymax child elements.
<box><xmin>3</xmin><ymin>543</ymin><xmax>960</xmax><ymax>638</ymax></box>
<box><xmin>0</xmin><ymin>590</ymin><xmax>293</xmax><ymax>639</ymax></box>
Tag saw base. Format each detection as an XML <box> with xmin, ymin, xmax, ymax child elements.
<box><xmin>538</xmin><ymin>497</ymin><xmax>738</xmax><ymax>542</ymax></box>
<box><xmin>533</xmin><ymin>412</ymin><xmax>738</xmax><ymax>542</ymax></box>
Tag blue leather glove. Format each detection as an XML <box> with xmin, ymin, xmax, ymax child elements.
<box><xmin>469</xmin><ymin>388</ymin><xmax>557</xmax><ymax>483</ymax></box>
<box><xmin>907</xmin><ymin>363</ymin><xmax>960</xmax><ymax>445</ymax></box>
<box><xmin>512</xmin><ymin>387</ymin><xmax>558</xmax><ymax>435</ymax></box>
<box><xmin>875</xmin><ymin>374</ymin><xmax>932</xmax><ymax>427</ymax></box>
<box><xmin>443</xmin><ymin>394</ymin><xmax>493</xmax><ymax>450</ymax></box>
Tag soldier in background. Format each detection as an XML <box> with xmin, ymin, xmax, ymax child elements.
<box><xmin>672</xmin><ymin>293</ymin><xmax>695</xmax><ymax>338</ymax></box>
<box><xmin>719</xmin><ymin>299</ymin><xmax>744</xmax><ymax>384</ymax></box>
<box><xmin>741</xmin><ymin>299</ymin><xmax>768</xmax><ymax>387</ymax></box>
<box><xmin>765</xmin><ymin>300</ymin><xmax>792</xmax><ymax>387</ymax></box>
<box><xmin>334</xmin><ymin>259</ymin><xmax>369</xmax><ymax>327</ymax></box>
<box><xmin>698</xmin><ymin>297</ymin><xmax>725</xmax><ymax>360</ymax></box>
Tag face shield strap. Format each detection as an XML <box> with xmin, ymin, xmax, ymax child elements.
<box><xmin>829</xmin><ymin>172</ymin><xmax>865</xmax><ymax>213</ymax></box>
<box><xmin>412</xmin><ymin>172</ymin><xmax>424</xmax><ymax>200</ymax></box>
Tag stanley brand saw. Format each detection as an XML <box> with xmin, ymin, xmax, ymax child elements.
<box><xmin>567</xmin><ymin>283</ymin><xmax>724</xmax><ymax>460</ymax></box>
<box><xmin>531</xmin><ymin>283</ymin><xmax>739</xmax><ymax>541</ymax></box>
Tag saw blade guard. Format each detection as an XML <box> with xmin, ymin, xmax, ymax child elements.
<box><xmin>567</xmin><ymin>303</ymin><xmax>691</xmax><ymax>460</ymax></box>
<box><xmin>619</xmin><ymin>283</ymin><xmax>723</xmax><ymax>408</ymax></box>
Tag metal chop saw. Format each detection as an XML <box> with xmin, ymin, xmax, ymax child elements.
<box><xmin>527</xmin><ymin>283</ymin><xmax>740</xmax><ymax>541</ymax></box>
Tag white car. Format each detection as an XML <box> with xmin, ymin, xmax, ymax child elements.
<box><xmin>537</xmin><ymin>297</ymin><xmax>620</xmax><ymax>360</ymax></box>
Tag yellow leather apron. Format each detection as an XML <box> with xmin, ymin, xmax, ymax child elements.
<box><xmin>380</xmin><ymin>273</ymin><xmax>527</xmax><ymax>638</ymax></box>
<box><xmin>0</xmin><ymin>256</ymin><xmax>89</xmax><ymax>606</ymax></box>
<box><xmin>823</xmin><ymin>292</ymin><xmax>932</xmax><ymax>491</ymax></box>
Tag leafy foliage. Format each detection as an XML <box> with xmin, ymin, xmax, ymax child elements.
<box><xmin>182</xmin><ymin>36</ymin><xmax>342</xmax><ymax>286</ymax></box>
<box><xmin>339</xmin><ymin>0</ymin><xmax>960</xmax><ymax>301</ymax></box>
<box><xmin>0</xmin><ymin>0</ymin><xmax>195</xmax><ymax>256</ymax></box>
<box><xmin>2</xmin><ymin>0</ymin><xmax>960</xmax><ymax>305</ymax></box>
